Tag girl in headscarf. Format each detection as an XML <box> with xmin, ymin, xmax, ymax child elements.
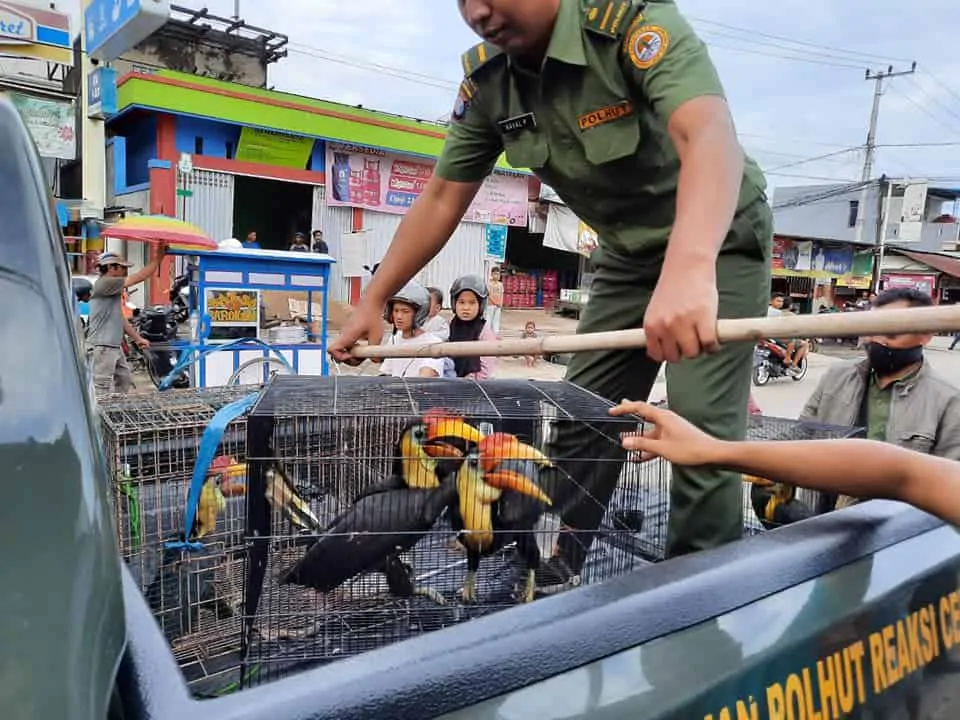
<box><xmin>445</xmin><ymin>274</ymin><xmax>497</xmax><ymax>379</ymax></box>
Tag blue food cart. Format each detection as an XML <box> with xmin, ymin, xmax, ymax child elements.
<box><xmin>168</xmin><ymin>247</ymin><xmax>335</xmax><ymax>387</ymax></box>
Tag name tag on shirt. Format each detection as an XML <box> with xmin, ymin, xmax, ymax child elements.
<box><xmin>498</xmin><ymin>112</ymin><xmax>536</xmax><ymax>134</ymax></box>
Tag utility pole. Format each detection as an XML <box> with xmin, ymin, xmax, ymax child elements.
<box><xmin>862</xmin><ymin>63</ymin><xmax>916</xmax><ymax>181</ymax></box>
<box><xmin>856</xmin><ymin>63</ymin><xmax>916</xmax><ymax>287</ymax></box>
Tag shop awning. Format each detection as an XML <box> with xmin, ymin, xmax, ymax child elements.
<box><xmin>893</xmin><ymin>249</ymin><xmax>960</xmax><ymax>279</ymax></box>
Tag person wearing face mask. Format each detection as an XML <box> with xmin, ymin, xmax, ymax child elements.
<box><xmin>800</xmin><ymin>287</ymin><xmax>960</xmax><ymax>507</ymax></box>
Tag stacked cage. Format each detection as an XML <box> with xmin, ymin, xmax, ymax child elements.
<box><xmin>98</xmin><ymin>385</ymin><xmax>259</xmax><ymax>696</ymax></box>
<box><xmin>239</xmin><ymin>377</ymin><xmax>863</xmax><ymax>687</ymax></box>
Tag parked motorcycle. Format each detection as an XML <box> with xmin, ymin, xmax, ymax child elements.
<box><xmin>753</xmin><ymin>339</ymin><xmax>808</xmax><ymax>386</ymax></box>
<box><xmin>169</xmin><ymin>270</ymin><xmax>191</xmax><ymax>325</ymax></box>
<box><xmin>130</xmin><ymin>305</ymin><xmax>190</xmax><ymax>389</ymax></box>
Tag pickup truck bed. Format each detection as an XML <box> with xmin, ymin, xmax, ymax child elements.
<box><xmin>4</xmin><ymin>93</ymin><xmax>960</xmax><ymax>720</ymax></box>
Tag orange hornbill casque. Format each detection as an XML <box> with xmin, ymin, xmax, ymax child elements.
<box><xmin>279</xmin><ymin>409</ymin><xmax>485</xmax><ymax>604</ymax></box>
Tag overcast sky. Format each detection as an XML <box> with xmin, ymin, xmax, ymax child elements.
<box><xmin>58</xmin><ymin>1</ymin><xmax>960</xmax><ymax>199</ymax></box>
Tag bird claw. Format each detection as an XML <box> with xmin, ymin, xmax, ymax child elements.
<box><xmin>413</xmin><ymin>586</ymin><xmax>447</xmax><ymax>606</ymax></box>
<box><xmin>514</xmin><ymin>571</ymin><xmax>537</xmax><ymax>603</ymax></box>
<box><xmin>458</xmin><ymin>582</ymin><xmax>478</xmax><ymax>603</ymax></box>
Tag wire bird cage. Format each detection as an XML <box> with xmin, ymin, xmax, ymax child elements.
<box><xmin>98</xmin><ymin>385</ymin><xmax>260</xmax><ymax>696</ymax></box>
<box><xmin>239</xmin><ymin>376</ymin><xmax>864</xmax><ymax>688</ymax></box>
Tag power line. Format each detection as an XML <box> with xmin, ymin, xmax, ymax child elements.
<box><xmin>286</xmin><ymin>43</ymin><xmax>458</xmax><ymax>91</ymax></box>
<box><xmin>886</xmin><ymin>84</ymin><xmax>960</xmax><ymax>136</ymax></box>
<box><xmin>703</xmin><ymin>40</ymin><xmax>865</xmax><ymax>70</ymax></box>
<box><xmin>687</xmin><ymin>16</ymin><xmax>913</xmax><ymax>64</ymax></box>
<box><xmin>696</xmin><ymin>27</ymin><xmax>884</xmax><ymax>69</ymax></box>
<box><xmin>905</xmin><ymin>75</ymin><xmax>960</xmax><ymax>127</ymax></box>
<box><xmin>765</xmin><ymin>147</ymin><xmax>864</xmax><ymax>173</ymax></box>
<box><xmin>766</xmin><ymin>171</ymin><xmax>862</xmax><ymax>182</ymax></box>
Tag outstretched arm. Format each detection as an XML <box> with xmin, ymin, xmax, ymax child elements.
<box><xmin>611</xmin><ymin>401</ymin><xmax>960</xmax><ymax>526</ymax></box>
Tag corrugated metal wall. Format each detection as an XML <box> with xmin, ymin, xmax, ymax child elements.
<box><xmin>318</xmin><ymin>187</ymin><xmax>356</xmax><ymax>302</ymax></box>
<box><xmin>179</xmin><ymin>170</ymin><xmax>235</xmax><ymax>242</ymax></box>
<box><xmin>359</xmin><ymin>210</ymin><xmax>486</xmax><ymax>305</ymax></box>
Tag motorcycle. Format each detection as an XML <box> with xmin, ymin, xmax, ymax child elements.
<box><xmin>169</xmin><ymin>270</ymin><xmax>191</xmax><ymax>325</ymax></box>
<box><xmin>753</xmin><ymin>339</ymin><xmax>808</xmax><ymax>386</ymax></box>
<box><xmin>129</xmin><ymin>305</ymin><xmax>190</xmax><ymax>389</ymax></box>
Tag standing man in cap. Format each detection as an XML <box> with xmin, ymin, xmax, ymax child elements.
<box><xmin>87</xmin><ymin>246</ymin><xmax>166</xmax><ymax>394</ymax></box>
<box><xmin>331</xmin><ymin>0</ymin><xmax>772</xmax><ymax>573</ymax></box>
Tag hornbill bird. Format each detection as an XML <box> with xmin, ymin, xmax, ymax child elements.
<box><xmin>278</xmin><ymin>410</ymin><xmax>484</xmax><ymax>605</ymax></box>
<box><xmin>743</xmin><ymin>475</ymin><xmax>814</xmax><ymax>530</ymax></box>
<box><xmin>450</xmin><ymin>433</ymin><xmax>554</xmax><ymax>604</ymax></box>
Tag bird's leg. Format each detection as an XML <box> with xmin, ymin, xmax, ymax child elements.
<box><xmin>459</xmin><ymin>550</ymin><xmax>481</xmax><ymax>603</ymax></box>
<box><xmin>460</xmin><ymin>570</ymin><xmax>478</xmax><ymax>603</ymax></box>
<box><xmin>521</xmin><ymin>569</ymin><xmax>536</xmax><ymax>604</ymax></box>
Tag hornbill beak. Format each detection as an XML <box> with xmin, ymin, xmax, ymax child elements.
<box><xmin>220</xmin><ymin>475</ymin><xmax>247</xmax><ymax>497</ymax></box>
<box><xmin>479</xmin><ymin>433</ymin><xmax>553</xmax><ymax>469</ymax></box>
<box><xmin>478</xmin><ymin>433</ymin><xmax>553</xmax><ymax>505</ymax></box>
<box><xmin>483</xmin><ymin>469</ymin><xmax>552</xmax><ymax>506</ymax></box>
<box><xmin>423</xmin><ymin>415</ymin><xmax>484</xmax><ymax>458</ymax></box>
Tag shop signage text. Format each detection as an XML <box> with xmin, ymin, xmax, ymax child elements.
<box><xmin>0</xmin><ymin>6</ymin><xmax>31</xmax><ymax>41</ymax></box>
<box><xmin>326</xmin><ymin>142</ymin><xmax>528</xmax><ymax>226</ymax></box>
<box><xmin>0</xmin><ymin>1</ymin><xmax>71</xmax><ymax>64</ymax></box>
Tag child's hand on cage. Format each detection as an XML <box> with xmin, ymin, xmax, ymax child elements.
<box><xmin>610</xmin><ymin>401</ymin><xmax>724</xmax><ymax>466</ymax></box>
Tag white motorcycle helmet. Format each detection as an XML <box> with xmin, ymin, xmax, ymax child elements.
<box><xmin>383</xmin><ymin>282</ymin><xmax>430</xmax><ymax>328</ymax></box>
<box><xmin>219</xmin><ymin>237</ymin><xmax>242</xmax><ymax>249</ymax></box>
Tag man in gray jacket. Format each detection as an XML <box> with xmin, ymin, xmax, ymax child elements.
<box><xmin>800</xmin><ymin>287</ymin><xmax>960</xmax><ymax>504</ymax></box>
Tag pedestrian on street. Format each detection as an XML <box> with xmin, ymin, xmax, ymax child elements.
<box><xmin>485</xmin><ymin>266</ymin><xmax>503</xmax><ymax>335</ymax></box>
<box><xmin>330</xmin><ymin>0</ymin><xmax>772</xmax><ymax>577</ymax></box>
<box><xmin>86</xmin><ymin>246</ymin><xmax>165</xmax><ymax>394</ymax></box>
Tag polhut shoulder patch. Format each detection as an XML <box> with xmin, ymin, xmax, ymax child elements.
<box><xmin>625</xmin><ymin>23</ymin><xmax>669</xmax><ymax>70</ymax></box>
<box><xmin>451</xmin><ymin>80</ymin><xmax>475</xmax><ymax>122</ymax></box>
<box><xmin>578</xmin><ymin>100</ymin><xmax>634</xmax><ymax>131</ymax></box>
<box><xmin>583</xmin><ymin>0</ymin><xmax>635</xmax><ymax>39</ymax></box>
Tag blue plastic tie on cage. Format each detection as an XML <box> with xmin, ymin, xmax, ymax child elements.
<box><xmin>165</xmin><ymin>391</ymin><xmax>260</xmax><ymax>552</ymax></box>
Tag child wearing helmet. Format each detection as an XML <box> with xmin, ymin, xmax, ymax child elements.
<box><xmin>378</xmin><ymin>281</ymin><xmax>445</xmax><ymax>378</ymax></box>
<box><xmin>445</xmin><ymin>274</ymin><xmax>496</xmax><ymax>379</ymax></box>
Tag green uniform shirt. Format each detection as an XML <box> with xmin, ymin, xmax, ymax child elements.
<box><xmin>866</xmin><ymin>365</ymin><xmax>922</xmax><ymax>442</ymax></box>
<box><xmin>435</xmin><ymin>0</ymin><xmax>768</xmax><ymax>257</ymax></box>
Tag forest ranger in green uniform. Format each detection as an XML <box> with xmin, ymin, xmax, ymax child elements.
<box><xmin>330</xmin><ymin>0</ymin><xmax>773</xmax><ymax>578</ymax></box>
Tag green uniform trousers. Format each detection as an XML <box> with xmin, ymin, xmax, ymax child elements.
<box><xmin>545</xmin><ymin>198</ymin><xmax>772</xmax><ymax>563</ymax></box>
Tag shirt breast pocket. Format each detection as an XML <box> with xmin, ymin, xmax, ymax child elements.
<box><xmin>502</xmin><ymin>131</ymin><xmax>550</xmax><ymax>171</ymax></box>
<box><xmin>580</xmin><ymin>118</ymin><xmax>641</xmax><ymax>166</ymax></box>
<box><xmin>899</xmin><ymin>431</ymin><xmax>936</xmax><ymax>454</ymax></box>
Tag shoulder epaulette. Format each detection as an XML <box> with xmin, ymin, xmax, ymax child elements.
<box><xmin>460</xmin><ymin>42</ymin><xmax>504</xmax><ymax>78</ymax></box>
<box><xmin>583</xmin><ymin>0</ymin><xmax>644</xmax><ymax>39</ymax></box>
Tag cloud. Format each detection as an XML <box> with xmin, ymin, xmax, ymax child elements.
<box><xmin>58</xmin><ymin>0</ymin><xmax>960</xmax><ymax>193</ymax></box>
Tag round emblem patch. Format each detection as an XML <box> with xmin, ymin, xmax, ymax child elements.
<box><xmin>452</xmin><ymin>93</ymin><xmax>468</xmax><ymax>122</ymax></box>
<box><xmin>627</xmin><ymin>24</ymin><xmax>669</xmax><ymax>70</ymax></box>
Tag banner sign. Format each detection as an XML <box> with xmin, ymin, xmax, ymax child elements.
<box><xmin>0</xmin><ymin>1</ymin><xmax>72</xmax><ymax>64</ymax></box>
<box><xmin>485</xmin><ymin>224</ymin><xmax>508</xmax><ymax>261</ymax></box>
<box><xmin>9</xmin><ymin>92</ymin><xmax>76</xmax><ymax>160</ymax></box>
<box><xmin>236</xmin><ymin>127</ymin><xmax>315</xmax><ymax>169</ymax></box>
<box><xmin>325</xmin><ymin>142</ymin><xmax>528</xmax><ymax>226</ymax></box>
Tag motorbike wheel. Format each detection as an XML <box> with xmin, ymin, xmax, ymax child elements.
<box><xmin>791</xmin><ymin>355</ymin><xmax>809</xmax><ymax>381</ymax></box>
<box><xmin>752</xmin><ymin>362</ymin><xmax>771</xmax><ymax>387</ymax></box>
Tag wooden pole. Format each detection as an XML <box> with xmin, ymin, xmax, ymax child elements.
<box><xmin>349</xmin><ymin>305</ymin><xmax>960</xmax><ymax>359</ymax></box>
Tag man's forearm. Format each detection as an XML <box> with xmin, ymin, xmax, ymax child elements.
<box><xmin>362</xmin><ymin>178</ymin><xmax>481</xmax><ymax>305</ymax></box>
<box><xmin>711</xmin><ymin>439</ymin><xmax>960</xmax><ymax>525</ymax></box>
<box><xmin>665</xmin><ymin>117</ymin><xmax>743</xmax><ymax>271</ymax></box>
<box><xmin>123</xmin><ymin>318</ymin><xmax>143</xmax><ymax>343</ymax></box>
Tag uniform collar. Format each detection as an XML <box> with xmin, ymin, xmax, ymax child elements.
<box><xmin>544</xmin><ymin>0</ymin><xmax>588</xmax><ymax>66</ymax></box>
